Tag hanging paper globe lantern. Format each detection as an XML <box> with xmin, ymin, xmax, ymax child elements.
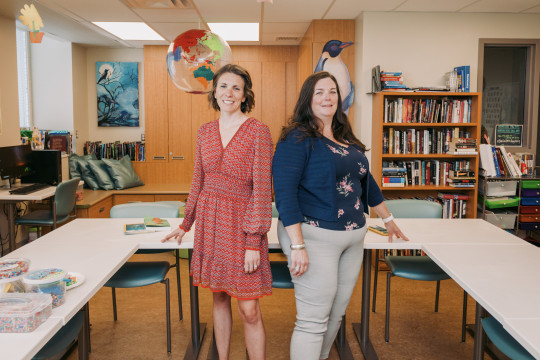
<box><xmin>166</xmin><ymin>29</ymin><xmax>233</xmax><ymax>94</ymax></box>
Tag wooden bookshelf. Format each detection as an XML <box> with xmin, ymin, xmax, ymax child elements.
<box><xmin>371</xmin><ymin>91</ymin><xmax>482</xmax><ymax>219</ymax></box>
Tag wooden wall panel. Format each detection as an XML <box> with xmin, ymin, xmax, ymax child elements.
<box><xmin>262</xmin><ymin>62</ymin><xmax>286</xmax><ymax>144</ymax></box>
<box><xmin>312</xmin><ymin>20</ymin><xmax>355</xmax><ymax>44</ymax></box>
<box><xmin>144</xmin><ymin>46</ymin><xmax>169</xmax><ymax>162</ymax></box>
<box><xmin>285</xmin><ymin>61</ymin><xmax>297</xmax><ymax>124</ymax></box>
<box><xmin>297</xmin><ymin>24</ymin><xmax>313</xmax><ymax>94</ymax></box>
<box><xmin>238</xmin><ymin>61</ymin><xmax>262</xmax><ymax>121</ymax></box>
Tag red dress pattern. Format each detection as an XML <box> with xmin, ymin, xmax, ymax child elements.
<box><xmin>180</xmin><ymin>118</ymin><xmax>273</xmax><ymax>299</ymax></box>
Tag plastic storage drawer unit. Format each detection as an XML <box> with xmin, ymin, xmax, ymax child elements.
<box><xmin>480</xmin><ymin>196</ymin><xmax>520</xmax><ymax>209</ymax></box>
<box><xmin>522</xmin><ymin>189</ymin><xmax>540</xmax><ymax>197</ymax></box>
<box><xmin>521</xmin><ymin>180</ymin><xmax>540</xmax><ymax>189</ymax></box>
<box><xmin>521</xmin><ymin>197</ymin><xmax>540</xmax><ymax>206</ymax></box>
<box><xmin>479</xmin><ymin>179</ymin><xmax>518</xmax><ymax>197</ymax></box>
<box><xmin>485</xmin><ymin>210</ymin><xmax>517</xmax><ymax>229</ymax></box>
<box><xmin>520</xmin><ymin>206</ymin><xmax>540</xmax><ymax>214</ymax></box>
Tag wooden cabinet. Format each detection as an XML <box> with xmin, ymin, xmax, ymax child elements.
<box><xmin>371</xmin><ymin>92</ymin><xmax>482</xmax><ymax>218</ymax></box>
<box><xmin>82</xmin><ymin>197</ymin><xmax>113</xmax><ymax>218</ymax></box>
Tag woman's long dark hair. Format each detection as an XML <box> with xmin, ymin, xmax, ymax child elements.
<box><xmin>279</xmin><ymin>71</ymin><xmax>366</xmax><ymax>151</ymax></box>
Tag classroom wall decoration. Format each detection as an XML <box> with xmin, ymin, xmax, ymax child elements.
<box><xmin>19</xmin><ymin>4</ymin><xmax>45</xmax><ymax>44</ymax></box>
<box><xmin>96</xmin><ymin>62</ymin><xmax>139</xmax><ymax>127</ymax></box>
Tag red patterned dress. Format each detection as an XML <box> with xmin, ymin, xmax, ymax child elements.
<box><xmin>180</xmin><ymin>118</ymin><xmax>273</xmax><ymax>299</ymax></box>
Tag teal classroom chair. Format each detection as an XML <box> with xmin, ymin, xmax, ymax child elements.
<box><xmin>481</xmin><ymin>317</ymin><xmax>535</xmax><ymax>360</ymax></box>
<box><xmin>32</xmin><ymin>311</ymin><xmax>85</xmax><ymax>360</ymax></box>
<box><xmin>269</xmin><ymin>203</ymin><xmax>293</xmax><ymax>289</ymax></box>
<box><xmin>15</xmin><ymin>178</ymin><xmax>80</xmax><ymax>238</ymax></box>
<box><xmin>106</xmin><ymin>202</ymin><xmax>181</xmax><ymax>354</ymax></box>
<box><xmin>373</xmin><ymin>199</ymin><xmax>467</xmax><ymax>343</ymax></box>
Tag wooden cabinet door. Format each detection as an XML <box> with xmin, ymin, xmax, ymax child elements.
<box><xmin>144</xmin><ymin>46</ymin><xmax>169</xmax><ymax>162</ymax></box>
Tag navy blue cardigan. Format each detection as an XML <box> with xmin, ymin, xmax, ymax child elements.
<box><xmin>273</xmin><ymin>129</ymin><xmax>384</xmax><ymax>227</ymax></box>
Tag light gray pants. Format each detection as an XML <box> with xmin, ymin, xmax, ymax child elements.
<box><xmin>277</xmin><ymin>221</ymin><xmax>367</xmax><ymax>360</ymax></box>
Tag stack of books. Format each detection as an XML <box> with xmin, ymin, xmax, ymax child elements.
<box><xmin>479</xmin><ymin>144</ymin><xmax>522</xmax><ymax>177</ymax></box>
<box><xmin>437</xmin><ymin>192</ymin><xmax>469</xmax><ymax>218</ymax></box>
<box><xmin>447</xmin><ymin>170</ymin><xmax>476</xmax><ymax>188</ymax></box>
<box><xmin>449</xmin><ymin>138</ymin><xmax>477</xmax><ymax>155</ymax></box>
<box><xmin>382</xmin><ymin>166</ymin><xmax>407</xmax><ymax>187</ymax></box>
<box><xmin>381</xmin><ymin>71</ymin><xmax>408</xmax><ymax>91</ymax></box>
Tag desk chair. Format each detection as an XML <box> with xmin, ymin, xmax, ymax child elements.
<box><xmin>106</xmin><ymin>202</ymin><xmax>181</xmax><ymax>354</ymax></box>
<box><xmin>15</xmin><ymin>178</ymin><xmax>80</xmax><ymax>238</ymax></box>
<box><xmin>376</xmin><ymin>199</ymin><xmax>466</xmax><ymax>343</ymax></box>
<box><xmin>32</xmin><ymin>311</ymin><xmax>85</xmax><ymax>360</ymax></box>
<box><xmin>481</xmin><ymin>317</ymin><xmax>535</xmax><ymax>360</ymax></box>
<box><xmin>269</xmin><ymin>203</ymin><xmax>293</xmax><ymax>289</ymax></box>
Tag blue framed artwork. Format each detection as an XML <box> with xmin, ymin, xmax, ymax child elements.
<box><xmin>96</xmin><ymin>62</ymin><xmax>139</xmax><ymax>127</ymax></box>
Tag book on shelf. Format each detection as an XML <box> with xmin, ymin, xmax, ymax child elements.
<box><xmin>453</xmin><ymin>65</ymin><xmax>470</xmax><ymax>92</ymax></box>
<box><xmin>437</xmin><ymin>192</ymin><xmax>469</xmax><ymax>218</ymax></box>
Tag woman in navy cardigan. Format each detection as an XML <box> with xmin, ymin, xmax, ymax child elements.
<box><xmin>273</xmin><ymin>71</ymin><xmax>407</xmax><ymax>360</ymax></box>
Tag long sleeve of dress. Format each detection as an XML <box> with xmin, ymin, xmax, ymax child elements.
<box><xmin>242</xmin><ymin>124</ymin><xmax>273</xmax><ymax>251</ymax></box>
<box><xmin>180</xmin><ymin>125</ymin><xmax>205</xmax><ymax>232</ymax></box>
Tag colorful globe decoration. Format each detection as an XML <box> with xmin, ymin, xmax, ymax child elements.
<box><xmin>166</xmin><ymin>29</ymin><xmax>232</xmax><ymax>94</ymax></box>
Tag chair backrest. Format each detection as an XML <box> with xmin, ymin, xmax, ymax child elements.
<box><xmin>385</xmin><ymin>199</ymin><xmax>442</xmax><ymax>219</ymax></box>
<box><xmin>271</xmin><ymin>202</ymin><xmax>279</xmax><ymax>218</ymax></box>
<box><xmin>110</xmin><ymin>202</ymin><xmax>180</xmax><ymax>218</ymax></box>
<box><xmin>54</xmin><ymin>178</ymin><xmax>80</xmax><ymax>217</ymax></box>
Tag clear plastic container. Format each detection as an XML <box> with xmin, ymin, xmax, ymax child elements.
<box><xmin>0</xmin><ymin>293</ymin><xmax>52</xmax><ymax>333</ymax></box>
<box><xmin>0</xmin><ymin>258</ymin><xmax>30</xmax><ymax>294</ymax></box>
<box><xmin>23</xmin><ymin>268</ymin><xmax>66</xmax><ymax>308</ymax></box>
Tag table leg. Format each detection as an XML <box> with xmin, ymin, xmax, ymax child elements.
<box><xmin>184</xmin><ymin>249</ymin><xmax>207</xmax><ymax>360</ymax></box>
<box><xmin>352</xmin><ymin>249</ymin><xmax>379</xmax><ymax>360</ymax></box>
<box><xmin>334</xmin><ymin>315</ymin><xmax>354</xmax><ymax>359</ymax></box>
<box><xmin>79</xmin><ymin>303</ymin><xmax>89</xmax><ymax>360</ymax></box>
<box><xmin>7</xmin><ymin>202</ymin><xmax>16</xmax><ymax>254</ymax></box>
<box><xmin>473</xmin><ymin>302</ymin><xmax>485</xmax><ymax>360</ymax></box>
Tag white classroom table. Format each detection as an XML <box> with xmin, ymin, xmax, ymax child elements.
<box><xmin>503</xmin><ymin>318</ymin><xmax>540</xmax><ymax>359</ymax></box>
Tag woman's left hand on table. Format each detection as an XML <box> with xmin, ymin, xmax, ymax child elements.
<box><xmin>385</xmin><ymin>221</ymin><xmax>409</xmax><ymax>242</ymax></box>
<box><xmin>244</xmin><ymin>249</ymin><xmax>260</xmax><ymax>273</ymax></box>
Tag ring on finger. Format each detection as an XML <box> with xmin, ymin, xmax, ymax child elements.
<box><xmin>294</xmin><ymin>266</ymin><xmax>300</xmax><ymax>272</ymax></box>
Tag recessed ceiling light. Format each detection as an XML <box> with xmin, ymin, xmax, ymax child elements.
<box><xmin>208</xmin><ymin>23</ymin><xmax>259</xmax><ymax>42</ymax></box>
<box><xmin>92</xmin><ymin>22</ymin><xmax>164</xmax><ymax>41</ymax></box>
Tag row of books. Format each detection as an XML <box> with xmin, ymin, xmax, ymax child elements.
<box><xmin>439</xmin><ymin>194</ymin><xmax>469</xmax><ymax>219</ymax></box>
<box><xmin>383</xmin><ymin>128</ymin><xmax>472</xmax><ymax>155</ymax></box>
<box><xmin>448</xmin><ymin>138</ymin><xmax>478</xmax><ymax>155</ymax></box>
<box><xmin>518</xmin><ymin>153</ymin><xmax>535</xmax><ymax>175</ymax></box>
<box><xmin>383</xmin><ymin>98</ymin><xmax>471</xmax><ymax>124</ymax></box>
<box><xmin>479</xmin><ymin>144</ymin><xmax>521</xmax><ymax>177</ymax></box>
<box><xmin>382</xmin><ymin>160</ymin><xmax>473</xmax><ymax>187</ymax></box>
<box><xmin>381</xmin><ymin>71</ymin><xmax>408</xmax><ymax>91</ymax></box>
<box><xmin>83</xmin><ymin>141</ymin><xmax>145</xmax><ymax>161</ymax></box>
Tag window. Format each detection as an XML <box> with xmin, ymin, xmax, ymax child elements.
<box><xmin>16</xmin><ymin>25</ymin><xmax>32</xmax><ymax>129</ymax></box>
<box><xmin>478</xmin><ymin>39</ymin><xmax>540</xmax><ymax>160</ymax></box>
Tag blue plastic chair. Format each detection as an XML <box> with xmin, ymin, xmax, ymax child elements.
<box><xmin>32</xmin><ymin>311</ymin><xmax>85</xmax><ymax>360</ymax></box>
<box><xmin>15</xmin><ymin>178</ymin><xmax>80</xmax><ymax>237</ymax></box>
<box><xmin>376</xmin><ymin>199</ymin><xmax>467</xmax><ymax>343</ymax></box>
<box><xmin>482</xmin><ymin>317</ymin><xmax>535</xmax><ymax>360</ymax></box>
<box><xmin>106</xmin><ymin>202</ymin><xmax>180</xmax><ymax>354</ymax></box>
<box><xmin>269</xmin><ymin>203</ymin><xmax>293</xmax><ymax>289</ymax></box>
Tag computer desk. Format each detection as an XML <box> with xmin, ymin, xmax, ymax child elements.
<box><xmin>0</xmin><ymin>185</ymin><xmax>56</xmax><ymax>254</ymax></box>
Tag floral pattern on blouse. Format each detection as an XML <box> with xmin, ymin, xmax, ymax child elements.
<box><xmin>304</xmin><ymin>137</ymin><xmax>370</xmax><ymax>231</ymax></box>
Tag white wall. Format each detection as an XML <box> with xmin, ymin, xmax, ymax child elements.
<box><xmin>0</xmin><ymin>15</ymin><xmax>21</xmax><ymax>147</ymax></box>
<box><xmin>72</xmin><ymin>44</ymin><xmax>88</xmax><ymax>155</ymax></box>
<box><xmin>30</xmin><ymin>33</ymin><xmax>74</xmax><ymax>132</ymax></box>
<box><xmin>85</xmin><ymin>48</ymin><xmax>144</xmax><ymax>144</ymax></box>
<box><xmin>355</xmin><ymin>12</ymin><xmax>540</xmax><ymax>160</ymax></box>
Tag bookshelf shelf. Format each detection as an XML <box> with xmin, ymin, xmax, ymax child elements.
<box><xmin>371</xmin><ymin>91</ymin><xmax>481</xmax><ymax>219</ymax></box>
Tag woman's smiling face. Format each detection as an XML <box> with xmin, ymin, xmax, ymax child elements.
<box><xmin>214</xmin><ymin>72</ymin><xmax>246</xmax><ymax>114</ymax></box>
<box><xmin>311</xmin><ymin>77</ymin><xmax>338</xmax><ymax>122</ymax></box>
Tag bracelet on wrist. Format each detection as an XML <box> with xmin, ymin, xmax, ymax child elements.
<box><xmin>382</xmin><ymin>213</ymin><xmax>394</xmax><ymax>224</ymax></box>
<box><xmin>290</xmin><ymin>243</ymin><xmax>306</xmax><ymax>250</ymax></box>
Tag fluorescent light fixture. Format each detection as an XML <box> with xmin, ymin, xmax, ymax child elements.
<box><xmin>92</xmin><ymin>22</ymin><xmax>164</xmax><ymax>40</ymax></box>
<box><xmin>208</xmin><ymin>23</ymin><xmax>259</xmax><ymax>41</ymax></box>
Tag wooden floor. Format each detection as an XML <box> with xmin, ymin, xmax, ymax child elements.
<box><xmin>64</xmin><ymin>252</ymin><xmax>496</xmax><ymax>360</ymax></box>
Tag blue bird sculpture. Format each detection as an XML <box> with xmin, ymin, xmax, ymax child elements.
<box><xmin>315</xmin><ymin>40</ymin><xmax>354</xmax><ymax>114</ymax></box>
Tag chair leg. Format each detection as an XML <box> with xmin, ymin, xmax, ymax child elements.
<box><xmin>174</xmin><ymin>251</ymin><xmax>183</xmax><ymax>321</ymax></box>
<box><xmin>161</xmin><ymin>278</ymin><xmax>171</xmax><ymax>354</ymax></box>
<box><xmin>372</xmin><ymin>249</ymin><xmax>380</xmax><ymax>313</ymax></box>
<box><xmin>385</xmin><ymin>271</ymin><xmax>394</xmax><ymax>343</ymax></box>
<box><xmin>111</xmin><ymin>287</ymin><xmax>118</xmax><ymax>321</ymax></box>
<box><xmin>462</xmin><ymin>290</ymin><xmax>468</xmax><ymax>342</ymax></box>
<box><xmin>85</xmin><ymin>302</ymin><xmax>91</xmax><ymax>353</ymax></box>
<box><xmin>434</xmin><ymin>280</ymin><xmax>441</xmax><ymax>312</ymax></box>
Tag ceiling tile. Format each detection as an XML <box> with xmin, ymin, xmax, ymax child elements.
<box><xmin>49</xmin><ymin>0</ymin><xmax>140</xmax><ymax>22</ymax></box>
<box><xmin>459</xmin><ymin>0</ymin><xmax>540</xmax><ymax>13</ymax></box>
<box><xmin>324</xmin><ymin>0</ymin><xmax>404</xmax><ymax>18</ymax></box>
<box><xmin>195</xmin><ymin>0</ymin><xmax>260</xmax><ymax>22</ymax></box>
<box><xmin>133</xmin><ymin>8</ymin><xmax>200</xmax><ymax>22</ymax></box>
<box><xmin>149</xmin><ymin>22</ymin><xmax>202</xmax><ymax>42</ymax></box>
<box><xmin>523</xmin><ymin>4</ymin><xmax>540</xmax><ymax>12</ymax></box>
<box><xmin>263</xmin><ymin>0</ymin><xmax>332</xmax><ymax>22</ymax></box>
<box><xmin>396</xmin><ymin>0</ymin><xmax>478</xmax><ymax>12</ymax></box>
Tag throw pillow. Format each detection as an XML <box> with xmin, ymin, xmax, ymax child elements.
<box><xmin>87</xmin><ymin>160</ymin><xmax>115</xmax><ymax>190</ymax></box>
<box><xmin>102</xmin><ymin>156</ymin><xmax>144</xmax><ymax>190</ymax></box>
<box><xmin>69</xmin><ymin>153</ymin><xmax>97</xmax><ymax>185</ymax></box>
<box><xmin>75</xmin><ymin>157</ymin><xmax>100</xmax><ymax>190</ymax></box>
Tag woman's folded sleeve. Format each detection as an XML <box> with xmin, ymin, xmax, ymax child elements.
<box><xmin>242</xmin><ymin>125</ymin><xmax>274</xmax><ymax>251</ymax></box>
<box><xmin>367</xmin><ymin>172</ymin><xmax>384</xmax><ymax>208</ymax></box>
<box><xmin>272</xmin><ymin>135</ymin><xmax>307</xmax><ymax>227</ymax></box>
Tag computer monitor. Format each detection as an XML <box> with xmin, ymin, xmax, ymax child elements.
<box><xmin>21</xmin><ymin>150</ymin><xmax>62</xmax><ymax>186</ymax></box>
<box><xmin>0</xmin><ymin>144</ymin><xmax>32</xmax><ymax>182</ymax></box>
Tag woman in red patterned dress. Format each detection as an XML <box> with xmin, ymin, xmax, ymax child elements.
<box><xmin>162</xmin><ymin>64</ymin><xmax>273</xmax><ymax>360</ymax></box>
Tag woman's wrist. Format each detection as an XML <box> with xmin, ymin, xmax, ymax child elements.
<box><xmin>382</xmin><ymin>213</ymin><xmax>394</xmax><ymax>223</ymax></box>
<box><xmin>290</xmin><ymin>243</ymin><xmax>306</xmax><ymax>250</ymax></box>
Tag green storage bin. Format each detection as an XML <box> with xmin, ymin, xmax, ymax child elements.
<box><xmin>522</xmin><ymin>180</ymin><xmax>540</xmax><ymax>189</ymax></box>
<box><xmin>479</xmin><ymin>195</ymin><xmax>520</xmax><ymax>209</ymax></box>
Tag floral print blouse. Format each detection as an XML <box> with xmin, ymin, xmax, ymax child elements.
<box><xmin>303</xmin><ymin>137</ymin><xmax>369</xmax><ymax>231</ymax></box>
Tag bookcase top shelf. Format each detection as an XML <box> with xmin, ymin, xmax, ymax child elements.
<box><xmin>382</xmin><ymin>123</ymin><xmax>478</xmax><ymax>128</ymax></box>
<box><xmin>377</xmin><ymin>91</ymin><xmax>481</xmax><ymax>97</ymax></box>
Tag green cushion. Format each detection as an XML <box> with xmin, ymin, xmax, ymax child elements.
<box><xmin>75</xmin><ymin>158</ymin><xmax>100</xmax><ymax>190</ymax></box>
<box><xmin>69</xmin><ymin>154</ymin><xmax>97</xmax><ymax>186</ymax></box>
<box><xmin>102</xmin><ymin>156</ymin><xmax>144</xmax><ymax>190</ymax></box>
<box><xmin>88</xmin><ymin>160</ymin><xmax>115</xmax><ymax>190</ymax></box>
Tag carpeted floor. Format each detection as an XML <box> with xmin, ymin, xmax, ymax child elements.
<box><xmin>64</xmin><ymin>252</ymin><xmax>495</xmax><ymax>360</ymax></box>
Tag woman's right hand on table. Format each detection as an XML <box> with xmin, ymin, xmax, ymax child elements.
<box><xmin>161</xmin><ymin>227</ymin><xmax>185</xmax><ymax>245</ymax></box>
<box><xmin>290</xmin><ymin>248</ymin><xmax>309</xmax><ymax>277</ymax></box>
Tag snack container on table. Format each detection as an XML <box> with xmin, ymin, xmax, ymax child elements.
<box><xmin>0</xmin><ymin>293</ymin><xmax>52</xmax><ymax>333</ymax></box>
<box><xmin>23</xmin><ymin>268</ymin><xmax>66</xmax><ymax>308</ymax></box>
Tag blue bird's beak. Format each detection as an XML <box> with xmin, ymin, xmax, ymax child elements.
<box><xmin>339</xmin><ymin>41</ymin><xmax>353</xmax><ymax>49</ymax></box>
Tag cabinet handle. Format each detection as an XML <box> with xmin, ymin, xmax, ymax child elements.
<box><xmin>99</xmin><ymin>207</ymin><xmax>105</xmax><ymax>213</ymax></box>
<box><xmin>153</xmin><ymin>156</ymin><xmax>166</xmax><ymax>160</ymax></box>
<box><xmin>171</xmin><ymin>156</ymin><xmax>185</xmax><ymax>160</ymax></box>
